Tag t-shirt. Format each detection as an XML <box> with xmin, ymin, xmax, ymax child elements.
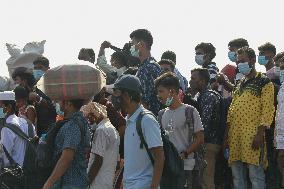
<box><xmin>161</xmin><ymin>104</ymin><xmax>203</xmax><ymax>170</ymax></box>
<box><xmin>88</xmin><ymin>118</ymin><xmax>120</xmax><ymax>189</ymax></box>
<box><xmin>123</xmin><ymin>106</ymin><xmax>163</xmax><ymax>189</ymax></box>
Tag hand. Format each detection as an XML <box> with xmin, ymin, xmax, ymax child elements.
<box><xmin>216</xmin><ymin>73</ymin><xmax>226</xmax><ymax>85</ymax></box>
<box><xmin>29</xmin><ymin>92</ymin><xmax>39</xmax><ymax>103</ymax></box>
<box><xmin>252</xmin><ymin>133</ymin><xmax>264</xmax><ymax>150</ymax></box>
<box><xmin>180</xmin><ymin>151</ymin><xmax>189</xmax><ymax>159</ymax></box>
<box><xmin>100</xmin><ymin>41</ymin><xmax>111</xmax><ymax>49</ymax></box>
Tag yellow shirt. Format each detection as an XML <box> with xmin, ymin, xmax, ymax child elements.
<box><xmin>227</xmin><ymin>73</ymin><xmax>275</xmax><ymax>167</ymax></box>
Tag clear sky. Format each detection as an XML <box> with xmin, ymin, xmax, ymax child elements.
<box><xmin>1</xmin><ymin>0</ymin><xmax>283</xmax><ymax>80</ymax></box>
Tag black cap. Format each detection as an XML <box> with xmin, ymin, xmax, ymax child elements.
<box><xmin>114</xmin><ymin>74</ymin><xmax>142</xmax><ymax>93</ymax></box>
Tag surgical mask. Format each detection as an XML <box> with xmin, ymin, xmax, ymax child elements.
<box><xmin>130</xmin><ymin>45</ymin><xmax>139</xmax><ymax>58</ymax></box>
<box><xmin>238</xmin><ymin>62</ymin><xmax>252</xmax><ymax>76</ymax></box>
<box><xmin>55</xmin><ymin>103</ymin><xmax>64</xmax><ymax>116</ymax></box>
<box><xmin>195</xmin><ymin>55</ymin><xmax>205</xmax><ymax>65</ymax></box>
<box><xmin>228</xmin><ymin>51</ymin><xmax>237</xmax><ymax>62</ymax></box>
<box><xmin>266</xmin><ymin>66</ymin><xmax>280</xmax><ymax>79</ymax></box>
<box><xmin>165</xmin><ymin>96</ymin><xmax>174</xmax><ymax>107</ymax></box>
<box><xmin>235</xmin><ymin>72</ymin><xmax>245</xmax><ymax>82</ymax></box>
<box><xmin>280</xmin><ymin>70</ymin><xmax>284</xmax><ymax>83</ymax></box>
<box><xmin>0</xmin><ymin>108</ymin><xmax>6</xmax><ymax>119</ymax></box>
<box><xmin>111</xmin><ymin>95</ymin><xmax>122</xmax><ymax>110</ymax></box>
<box><xmin>258</xmin><ymin>55</ymin><xmax>269</xmax><ymax>66</ymax></box>
<box><xmin>33</xmin><ymin>70</ymin><xmax>45</xmax><ymax>80</ymax></box>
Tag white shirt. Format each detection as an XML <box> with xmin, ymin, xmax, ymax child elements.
<box><xmin>88</xmin><ymin>118</ymin><xmax>120</xmax><ymax>189</ymax></box>
<box><xmin>274</xmin><ymin>84</ymin><xmax>284</xmax><ymax>149</ymax></box>
<box><xmin>0</xmin><ymin>114</ymin><xmax>35</xmax><ymax>167</ymax></box>
<box><xmin>96</xmin><ymin>55</ymin><xmax>127</xmax><ymax>78</ymax></box>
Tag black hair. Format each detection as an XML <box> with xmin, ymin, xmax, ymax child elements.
<box><xmin>69</xmin><ymin>99</ymin><xmax>85</xmax><ymax>110</ymax></box>
<box><xmin>258</xmin><ymin>42</ymin><xmax>277</xmax><ymax>56</ymax></box>
<box><xmin>123</xmin><ymin>67</ymin><xmax>138</xmax><ymax>75</ymax></box>
<box><xmin>228</xmin><ymin>38</ymin><xmax>249</xmax><ymax>49</ymax></box>
<box><xmin>158</xmin><ymin>59</ymin><xmax>175</xmax><ymax>71</ymax></box>
<box><xmin>191</xmin><ymin>68</ymin><xmax>210</xmax><ymax>85</ymax></box>
<box><xmin>33</xmin><ymin>56</ymin><xmax>50</xmax><ymax>68</ymax></box>
<box><xmin>12</xmin><ymin>67</ymin><xmax>36</xmax><ymax>88</ymax></box>
<box><xmin>78</xmin><ymin>48</ymin><xmax>96</xmax><ymax>63</ymax></box>
<box><xmin>237</xmin><ymin>46</ymin><xmax>256</xmax><ymax>60</ymax></box>
<box><xmin>3</xmin><ymin>100</ymin><xmax>16</xmax><ymax>113</ymax></box>
<box><xmin>111</xmin><ymin>51</ymin><xmax>127</xmax><ymax>67</ymax></box>
<box><xmin>161</xmin><ymin>51</ymin><xmax>176</xmax><ymax>63</ymax></box>
<box><xmin>154</xmin><ymin>72</ymin><xmax>180</xmax><ymax>93</ymax></box>
<box><xmin>14</xmin><ymin>86</ymin><xmax>29</xmax><ymax>100</ymax></box>
<box><xmin>130</xmin><ymin>29</ymin><xmax>153</xmax><ymax>50</ymax></box>
<box><xmin>274</xmin><ymin>52</ymin><xmax>284</xmax><ymax>62</ymax></box>
<box><xmin>195</xmin><ymin>42</ymin><xmax>216</xmax><ymax>61</ymax></box>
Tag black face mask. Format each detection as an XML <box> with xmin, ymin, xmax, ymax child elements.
<box><xmin>111</xmin><ymin>95</ymin><xmax>123</xmax><ymax>110</ymax></box>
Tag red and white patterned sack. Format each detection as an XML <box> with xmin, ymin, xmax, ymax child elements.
<box><xmin>37</xmin><ymin>63</ymin><xmax>106</xmax><ymax>101</ymax></box>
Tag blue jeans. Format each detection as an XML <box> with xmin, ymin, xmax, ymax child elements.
<box><xmin>231</xmin><ymin>161</ymin><xmax>265</xmax><ymax>189</ymax></box>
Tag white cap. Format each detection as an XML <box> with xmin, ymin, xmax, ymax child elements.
<box><xmin>0</xmin><ymin>91</ymin><xmax>15</xmax><ymax>101</ymax></box>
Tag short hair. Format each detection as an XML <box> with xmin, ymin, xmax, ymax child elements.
<box><xmin>228</xmin><ymin>38</ymin><xmax>249</xmax><ymax>49</ymax></box>
<box><xmin>2</xmin><ymin>100</ymin><xmax>16</xmax><ymax>113</ymax></box>
<box><xmin>161</xmin><ymin>51</ymin><xmax>176</xmax><ymax>64</ymax></box>
<box><xmin>12</xmin><ymin>67</ymin><xmax>36</xmax><ymax>88</ymax></box>
<box><xmin>274</xmin><ymin>52</ymin><xmax>284</xmax><ymax>62</ymax></box>
<box><xmin>33</xmin><ymin>56</ymin><xmax>49</xmax><ymax>68</ymax></box>
<box><xmin>14</xmin><ymin>86</ymin><xmax>29</xmax><ymax>100</ymax></box>
<box><xmin>195</xmin><ymin>43</ymin><xmax>216</xmax><ymax>60</ymax></box>
<box><xmin>258</xmin><ymin>42</ymin><xmax>276</xmax><ymax>55</ymax></box>
<box><xmin>130</xmin><ymin>29</ymin><xmax>153</xmax><ymax>50</ymax></box>
<box><xmin>237</xmin><ymin>46</ymin><xmax>256</xmax><ymax>60</ymax></box>
<box><xmin>78</xmin><ymin>48</ymin><xmax>96</xmax><ymax>63</ymax></box>
<box><xmin>191</xmin><ymin>68</ymin><xmax>210</xmax><ymax>85</ymax></box>
<box><xmin>68</xmin><ymin>99</ymin><xmax>85</xmax><ymax>110</ymax></box>
<box><xmin>155</xmin><ymin>72</ymin><xmax>180</xmax><ymax>93</ymax></box>
<box><xmin>123</xmin><ymin>67</ymin><xmax>138</xmax><ymax>75</ymax></box>
<box><xmin>158</xmin><ymin>59</ymin><xmax>175</xmax><ymax>71</ymax></box>
<box><xmin>111</xmin><ymin>51</ymin><xmax>127</xmax><ymax>67</ymax></box>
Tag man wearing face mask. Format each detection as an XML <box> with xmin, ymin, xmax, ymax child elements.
<box><xmin>111</xmin><ymin>74</ymin><xmax>164</xmax><ymax>189</ymax></box>
<box><xmin>33</xmin><ymin>56</ymin><xmax>50</xmax><ymax>81</ymax></box>
<box><xmin>190</xmin><ymin>68</ymin><xmax>222</xmax><ymax>189</ymax></box>
<box><xmin>129</xmin><ymin>29</ymin><xmax>161</xmax><ymax>116</ymax></box>
<box><xmin>224</xmin><ymin>47</ymin><xmax>275</xmax><ymax>189</ymax></box>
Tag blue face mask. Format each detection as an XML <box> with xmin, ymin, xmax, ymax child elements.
<box><xmin>130</xmin><ymin>45</ymin><xmax>139</xmax><ymax>58</ymax></box>
<box><xmin>55</xmin><ymin>103</ymin><xmax>64</xmax><ymax>116</ymax></box>
<box><xmin>33</xmin><ymin>70</ymin><xmax>45</xmax><ymax>80</ymax></box>
<box><xmin>238</xmin><ymin>62</ymin><xmax>252</xmax><ymax>76</ymax></box>
<box><xmin>258</xmin><ymin>55</ymin><xmax>269</xmax><ymax>66</ymax></box>
<box><xmin>228</xmin><ymin>51</ymin><xmax>237</xmax><ymax>62</ymax></box>
<box><xmin>0</xmin><ymin>108</ymin><xmax>6</xmax><ymax>119</ymax></box>
<box><xmin>195</xmin><ymin>55</ymin><xmax>205</xmax><ymax>65</ymax></box>
<box><xmin>280</xmin><ymin>70</ymin><xmax>284</xmax><ymax>84</ymax></box>
<box><xmin>165</xmin><ymin>96</ymin><xmax>174</xmax><ymax>107</ymax></box>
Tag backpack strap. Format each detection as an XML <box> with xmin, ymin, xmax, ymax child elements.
<box><xmin>136</xmin><ymin>110</ymin><xmax>155</xmax><ymax>165</ymax></box>
<box><xmin>157</xmin><ymin>109</ymin><xmax>166</xmax><ymax>126</ymax></box>
<box><xmin>2</xmin><ymin>144</ymin><xmax>17</xmax><ymax>166</ymax></box>
<box><xmin>3</xmin><ymin>123</ymin><xmax>31</xmax><ymax>142</ymax></box>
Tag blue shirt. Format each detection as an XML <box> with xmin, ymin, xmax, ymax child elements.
<box><xmin>124</xmin><ymin>105</ymin><xmax>163</xmax><ymax>189</ymax></box>
<box><xmin>53</xmin><ymin>111</ymin><xmax>91</xmax><ymax>188</ymax></box>
<box><xmin>136</xmin><ymin>57</ymin><xmax>161</xmax><ymax>115</ymax></box>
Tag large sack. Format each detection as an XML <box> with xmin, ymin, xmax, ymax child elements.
<box><xmin>6</xmin><ymin>41</ymin><xmax>46</xmax><ymax>78</ymax></box>
<box><xmin>37</xmin><ymin>63</ymin><xmax>106</xmax><ymax>101</ymax></box>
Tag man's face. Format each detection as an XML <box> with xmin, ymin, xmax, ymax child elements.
<box><xmin>236</xmin><ymin>53</ymin><xmax>251</xmax><ymax>65</ymax></box>
<box><xmin>156</xmin><ymin>85</ymin><xmax>171</xmax><ymax>105</ymax></box>
<box><xmin>112</xmin><ymin>89</ymin><xmax>129</xmax><ymax>111</ymax></box>
<box><xmin>15</xmin><ymin>98</ymin><xmax>25</xmax><ymax>109</ymax></box>
<box><xmin>34</xmin><ymin>64</ymin><xmax>49</xmax><ymax>72</ymax></box>
<box><xmin>160</xmin><ymin>64</ymin><xmax>173</xmax><ymax>73</ymax></box>
<box><xmin>190</xmin><ymin>71</ymin><xmax>202</xmax><ymax>92</ymax></box>
<box><xmin>195</xmin><ymin>48</ymin><xmax>209</xmax><ymax>64</ymax></box>
<box><xmin>259</xmin><ymin>50</ymin><xmax>274</xmax><ymax>62</ymax></box>
<box><xmin>14</xmin><ymin>76</ymin><xmax>25</xmax><ymax>87</ymax></box>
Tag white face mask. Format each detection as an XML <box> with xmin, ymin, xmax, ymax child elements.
<box><xmin>130</xmin><ymin>45</ymin><xmax>139</xmax><ymax>58</ymax></box>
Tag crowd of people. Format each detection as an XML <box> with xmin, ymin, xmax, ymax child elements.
<box><xmin>0</xmin><ymin>28</ymin><xmax>283</xmax><ymax>189</ymax></box>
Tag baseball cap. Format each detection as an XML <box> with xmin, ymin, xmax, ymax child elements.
<box><xmin>113</xmin><ymin>74</ymin><xmax>142</xmax><ymax>93</ymax></box>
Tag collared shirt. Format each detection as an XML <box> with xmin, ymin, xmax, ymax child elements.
<box><xmin>227</xmin><ymin>73</ymin><xmax>275</xmax><ymax>166</ymax></box>
<box><xmin>88</xmin><ymin>118</ymin><xmax>120</xmax><ymax>189</ymax></box>
<box><xmin>123</xmin><ymin>105</ymin><xmax>163</xmax><ymax>189</ymax></box>
<box><xmin>53</xmin><ymin>111</ymin><xmax>91</xmax><ymax>188</ymax></box>
<box><xmin>275</xmin><ymin>83</ymin><xmax>284</xmax><ymax>149</ymax></box>
<box><xmin>197</xmin><ymin>88</ymin><xmax>222</xmax><ymax>145</ymax></box>
<box><xmin>136</xmin><ymin>57</ymin><xmax>161</xmax><ymax>115</ymax></box>
<box><xmin>203</xmin><ymin>62</ymin><xmax>219</xmax><ymax>83</ymax></box>
<box><xmin>0</xmin><ymin>114</ymin><xmax>36</xmax><ymax>167</ymax></box>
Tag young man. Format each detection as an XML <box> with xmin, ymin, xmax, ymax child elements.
<box><xmin>224</xmin><ymin>47</ymin><xmax>275</xmax><ymax>189</ymax></box>
<box><xmin>78</xmin><ymin>48</ymin><xmax>96</xmax><ymax>63</ymax></box>
<box><xmin>275</xmin><ymin>56</ymin><xmax>284</xmax><ymax>189</ymax></box>
<box><xmin>130</xmin><ymin>29</ymin><xmax>161</xmax><ymax>115</ymax></box>
<box><xmin>81</xmin><ymin>102</ymin><xmax>120</xmax><ymax>189</ymax></box>
<box><xmin>112</xmin><ymin>74</ymin><xmax>164</xmax><ymax>189</ymax></box>
<box><xmin>155</xmin><ymin>72</ymin><xmax>204</xmax><ymax>189</ymax></box>
<box><xmin>158</xmin><ymin>59</ymin><xmax>175</xmax><ymax>74</ymax></box>
<box><xmin>161</xmin><ymin>50</ymin><xmax>188</xmax><ymax>92</ymax></box>
<box><xmin>43</xmin><ymin>99</ymin><xmax>91</xmax><ymax>189</ymax></box>
<box><xmin>190</xmin><ymin>68</ymin><xmax>222</xmax><ymax>189</ymax></box>
<box><xmin>33</xmin><ymin>56</ymin><xmax>50</xmax><ymax>81</ymax></box>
